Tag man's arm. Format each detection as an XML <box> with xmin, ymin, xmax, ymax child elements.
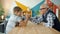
<box><xmin>45</xmin><ymin>13</ymin><xmax>55</xmax><ymax>28</ymax></box>
<box><xmin>30</xmin><ymin>15</ymin><xmax>43</xmax><ymax>24</ymax></box>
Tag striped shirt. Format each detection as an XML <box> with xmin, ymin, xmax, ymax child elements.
<box><xmin>30</xmin><ymin>11</ymin><xmax>56</xmax><ymax>28</ymax></box>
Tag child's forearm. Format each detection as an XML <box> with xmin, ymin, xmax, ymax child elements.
<box><xmin>24</xmin><ymin>18</ymin><xmax>29</xmax><ymax>23</ymax></box>
<box><xmin>18</xmin><ymin>19</ymin><xmax>28</xmax><ymax>27</ymax></box>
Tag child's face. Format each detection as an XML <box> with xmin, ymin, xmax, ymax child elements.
<box><xmin>17</xmin><ymin>11</ymin><xmax>22</xmax><ymax>16</ymax></box>
<box><xmin>14</xmin><ymin>11</ymin><xmax>22</xmax><ymax>16</ymax></box>
<box><xmin>14</xmin><ymin>11</ymin><xmax>18</xmax><ymax>15</ymax></box>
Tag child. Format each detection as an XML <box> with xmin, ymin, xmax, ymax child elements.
<box><xmin>6</xmin><ymin>6</ymin><xmax>23</xmax><ymax>34</ymax></box>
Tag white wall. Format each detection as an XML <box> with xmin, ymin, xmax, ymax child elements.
<box><xmin>9</xmin><ymin>0</ymin><xmax>43</xmax><ymax>15</ymax></box>
<box><xmin>16</xmin><ymin>0</ymin><xmax>43</xmax><ymax>8</ymax></box>
<box><xmin>1</xmin><ymin>0</ymin><xmax>43</xmax><ymax>16</ymax></box>
<box><xmin>50</xmin><ymin>0</ymin><xmax>60</xmax><ymax>6</ymax></box>
<box><xmin>56</xmin><ymin>8</ymin><xmax>58</xmax><ymax>17</ymax></box>
<box><xmin>50</xmin><ymin>0</ymin><xmax>60</xmax><ymax>9</ymax></box>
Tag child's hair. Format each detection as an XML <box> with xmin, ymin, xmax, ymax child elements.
<box><xmin>13</xmin><ymin>6</ymin><xmax>22</xmax><ymax>12</ymax></box>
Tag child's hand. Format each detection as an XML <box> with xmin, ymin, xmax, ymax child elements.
<box><xmin>15</xmin><ymin>22</ymin><xmax>19</xmax><ymax>27</ymax></box>
<box><xmin>19</xmin><ymin>21</ymin><xmax>27</xmax><ymax>27</ymax></box>
<box><xmin>25</xmin><ymin>13</ymin><xmax>31</xmax><ymax>20</ymax></box>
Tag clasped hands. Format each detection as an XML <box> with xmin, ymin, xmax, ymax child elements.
<box><xmin>15</xmin><ymin>13</ymin><xmax>31</xmax><ymax>27</ymax></box>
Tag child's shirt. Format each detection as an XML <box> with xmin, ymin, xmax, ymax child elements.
<box><xmin>6</xmin><ymin>14</ymin><xmax>22</xmax><ymax>34</ymax></box>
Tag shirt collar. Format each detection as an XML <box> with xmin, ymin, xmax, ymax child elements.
<box><xmin>43</xmin><ymin>9</ymin><xmax>50</xmax><ymax>16</ymax></box>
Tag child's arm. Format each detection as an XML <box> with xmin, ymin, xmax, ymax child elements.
<box><xmin>18</xmin><ymin>19</ymin><xmax>28</xmax><ymax>27</ymax></box>
<box><xmin>19</xmin><ymin>13</ymin><xmax>30</xmax><ymax>27</ymax></box>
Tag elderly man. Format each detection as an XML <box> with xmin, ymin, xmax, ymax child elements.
<box><xmin>30</xmin><ymin>4</ymin><xmax>60</xmax><ymax>31</ymax></box>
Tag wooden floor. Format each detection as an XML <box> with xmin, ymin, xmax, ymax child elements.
<box><xmin>8</xmin><ymin>21</ymin><xmax>60</xmax><ymax>34</ymax></box>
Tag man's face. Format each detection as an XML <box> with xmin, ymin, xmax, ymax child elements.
<box><xmin>39</xmin><ymin>6</ymin><xmax>48</xmax><ymax>15</ymax></box>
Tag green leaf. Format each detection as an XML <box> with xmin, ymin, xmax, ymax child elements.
<box><xmin>0</xmin><ymin>3</ymin><xmax>4</xmax><ymax>16</ymax></box>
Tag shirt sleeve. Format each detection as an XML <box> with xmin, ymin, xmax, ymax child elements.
<box><xmin>30</xmin><ymin>15</ymin><xmax>43</xmax><ymax>24</ymax></box>
<box><xmin>45</xmin><ymin>13</ymin><xmax>55</xmax><ymax>28</ymax></box>
<box><xmin>16</xmin><ymin>17</ymin><xmax>22</xmax><ymax>22</ymax></box>
<box><xmin>6</xmin><ymin>15</ymin><xmax>17</xmax><ymax>27</ymax></box>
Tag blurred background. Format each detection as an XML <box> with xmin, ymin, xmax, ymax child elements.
<box><xmin>0</xmin><ymin>0</ymin><xmax>60</xmax><ymax>34</ymax></box>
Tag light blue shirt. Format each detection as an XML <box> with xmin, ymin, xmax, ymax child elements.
<box><xmin>6</xmin><ymin>14</ymin><xmax>22</xmax><ymax>34</ymax></box>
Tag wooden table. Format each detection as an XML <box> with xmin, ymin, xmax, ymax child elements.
<box><xmin>8</xmin><ymin>21</ymin><xmax>60</xmax><ymax>34</ymax></box>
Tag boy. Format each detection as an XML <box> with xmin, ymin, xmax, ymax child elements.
<box><xmin>6</xmin><ymin>6</ymin><xmax>29</xmax><ymax>34</ymax></box>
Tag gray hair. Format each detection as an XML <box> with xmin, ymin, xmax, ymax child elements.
<box><xmin>40</xmin><ymin>4</ymin><xmax>49</xmax><ymax>8</ymax></box>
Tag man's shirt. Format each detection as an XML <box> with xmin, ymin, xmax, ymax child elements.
<box><xmin>30</xmin><ymin>11</ymin><xmax>56</xmax><ymax>28</ymax></box>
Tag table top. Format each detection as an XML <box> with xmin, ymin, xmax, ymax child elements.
<box><xmin>8</xmin><ymin>21</ymin><xmax>60</xmax><ymax>34</ymax></box>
